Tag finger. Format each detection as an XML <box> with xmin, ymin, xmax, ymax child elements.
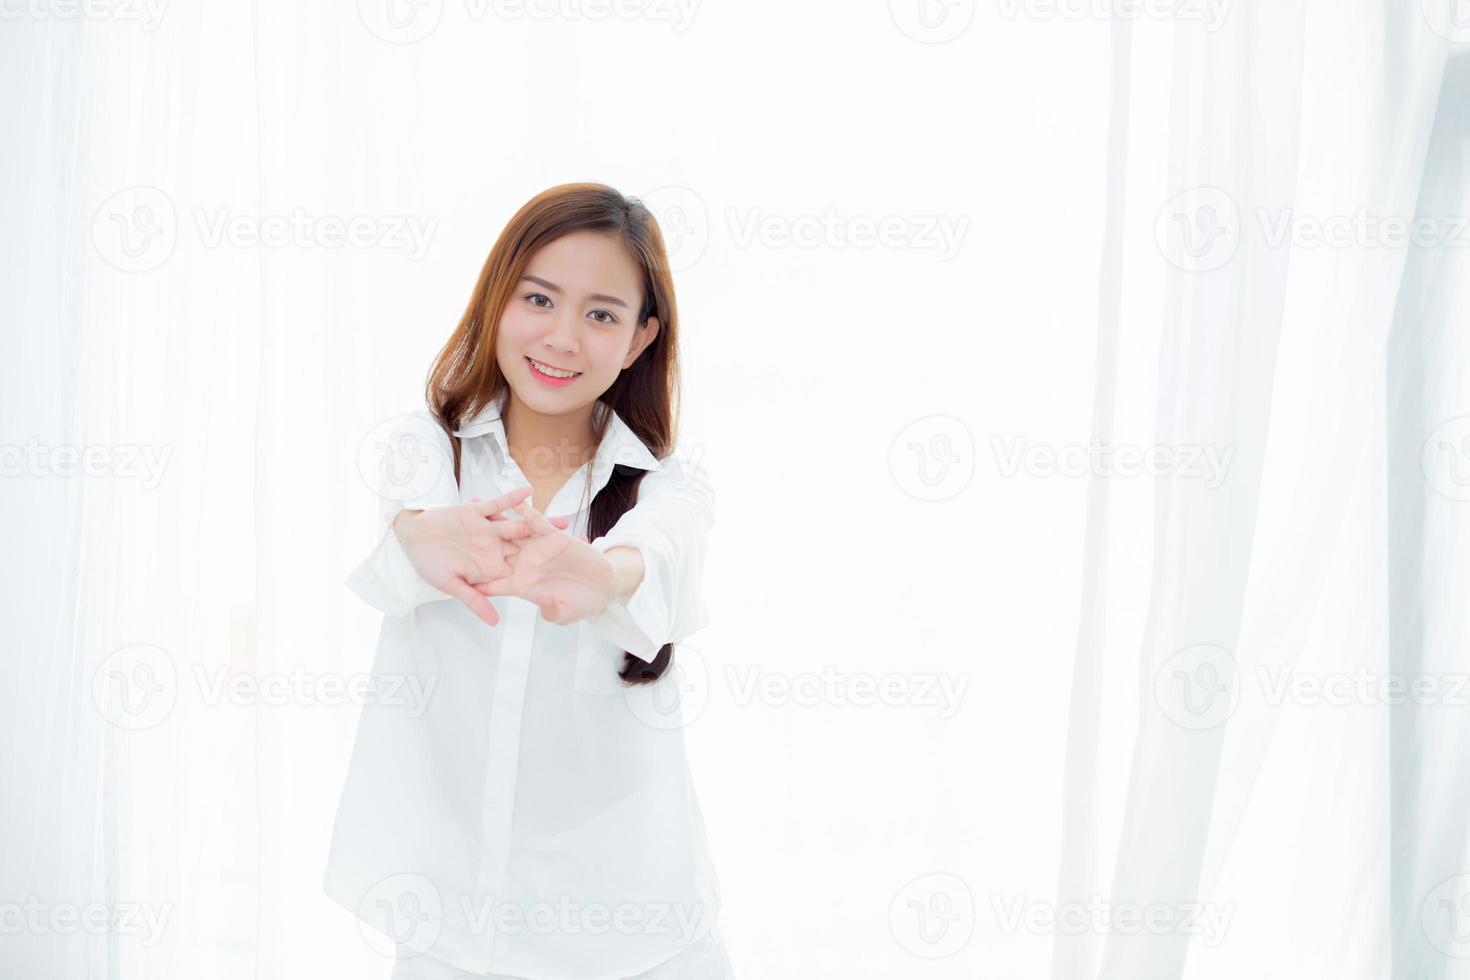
<box><xmin>444</xmin><ymin>577</ymin><xmax>501</xmax><ymax>628</ymax></box>
<box><xmin>473</xmin><ymin>485</ymin><xmax>534</xmax><ymax>520</ymax></box>
<box><xmin>475</xmin><ymin>576</ymin><xmax>519</xmax><ymax>597</ymax></box>
<box><xmin>527</xmin><ymin>590</ymin><xmax>561</xmax><ymax>621</ymax></box>
<box><xmin>502</xmin><ymin>508</ymin><xmax>568</xmax><ymax>531</ymax></box>
<box><xmin>486</xmin><ymin>509</ymin><xmax>548</xmax><ymax>524</ymax></box>
<box><xmin>489</xmin><ymin>520</ymin><xmax>533</xmax><ymax>541</ymax></box>
<box><xmin>515</xmin><ymin>496</ymin><xmax>562</xmax><ymax>537</ymax></box>
<box><xmin>472</xmin><ymin>523</ymin><xmax>523</xmax><ymax>555</ymax></box>
<box><xmin>473</xmin><ymin>555</ymin><xmax>520</xmax><ymax>593</ymax></box>
<box><xmin>467</xmin><ymin>520</ymin><xmax>512</xmax><ymax>553</ymax></box>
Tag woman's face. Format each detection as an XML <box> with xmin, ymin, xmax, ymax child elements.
<box><xmin>495</xmin><ymin>230</ymin><xmax>660</xmax><ymax>417</ymax></box>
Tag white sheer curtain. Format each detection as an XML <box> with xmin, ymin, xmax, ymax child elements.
<box><xmin>0</xmin><ymin>6</ymin><xmax>544</xmax><ymax>978</ymax></box>
<box><xmin>1</xmin><ymin>7</ymin><xmax>267</xmax><ymax>978</ymax></box>
<box><xmin>1056</xmin><ymin>3</ymin><xmax>1469</xmax><ymax>979</ymax></box>
<box><xmin>3</xmin><ymin>3</ymin><xmax>1468</xmax><ymax>980</ymax></box>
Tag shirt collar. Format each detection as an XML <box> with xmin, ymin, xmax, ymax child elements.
<box><xmin>451</xmin><ymin>391</ymin><xmax>662</xmax><ymax>473</ymax></box>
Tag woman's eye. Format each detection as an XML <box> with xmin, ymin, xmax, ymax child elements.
<box><xmin>589</xmin><ymin>310</ymin><xmax>616</xmax><ymax>324</ymax></box>
<box><xmin>526</xmin><ymin>293</ymin><xmax>551</xmax><ymax>308</ymax></box>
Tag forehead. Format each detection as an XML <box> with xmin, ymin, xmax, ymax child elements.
<box><xmin>524</xmin><ymin>230</ymin><xmax>642</xmax><ymax>297</ymax></box>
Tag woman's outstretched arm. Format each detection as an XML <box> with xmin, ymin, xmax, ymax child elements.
<box><xmin>583</xmin><ymin>455</ymin><xmax>716</xmax><ymax>662</ymax></box>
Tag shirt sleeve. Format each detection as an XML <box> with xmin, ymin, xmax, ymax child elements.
<box><xmin>345</xmin><ymin>411</ymin><xmax>461</xmax><ymax>617</ymax></box>
<box><xmin>583</xmin><ymin>454</ymin><xmax>716</xmax><ymax>663</ymax></box>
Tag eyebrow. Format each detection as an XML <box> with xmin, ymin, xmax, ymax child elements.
<box><xmin>519</xmin><ymin>274</ymin><xmax>631</xmax><ymax>310</ymax></box>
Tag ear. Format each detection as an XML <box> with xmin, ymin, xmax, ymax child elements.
<box><xmin>622</xmin><ymin>315</ymin><xmax>661</xmax><ymax>369</ymax></box>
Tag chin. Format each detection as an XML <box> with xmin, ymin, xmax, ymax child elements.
<box><xmin>511</xmin><ymin>380</ymin><xmax>592</xmax><ymax>415</ymax></box>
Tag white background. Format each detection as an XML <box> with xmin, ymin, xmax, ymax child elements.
<box><xmin>3</xmin><ymin>1</ymin><xmax>1470</xmax><ymax>978</ymax></box>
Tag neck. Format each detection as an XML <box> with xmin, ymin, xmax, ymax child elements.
<box><xmin>502</xmin><ymin>392</ymin><xmax>598</xmax><ymax>478</ymax></box>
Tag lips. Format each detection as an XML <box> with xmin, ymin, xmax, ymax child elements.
<box><xmin>527</xmin><ymin>356</ymin><xmax>579</xmax><ymax>375</ymax></box>
<box><xmin>526</xmin><ymin>356</ymin><xmax>582</xmax><ymax>385</ymax></box>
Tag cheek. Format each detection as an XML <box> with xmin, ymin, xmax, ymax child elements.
<box><xmin>584</xmin><ymin>332</ymin><xmax>633</xmax><ymax>375</ymax></box>
<box><xmin>497</xmin><ymin>308</ymin><xmax>538</xmax><ymax>347</ymax></box>
<box><xmin>495</xmin><ymin>313</ymin><xmax>545</xmax><ymax>373</ymax></box>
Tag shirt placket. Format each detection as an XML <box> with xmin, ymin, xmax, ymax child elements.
<box><xmin>467</xmin><ymin>430</ymin><xmax>604</xmax><ymax>965</ymax></box>
<box><xmin>473</xmin><ymin>597</ymin><xmax>534</xmax><ymax>965</ymax></box>
<box><xmin>471</xmin><ymin>435</ymin><xmax>535</xmax><ymax>964</ymax></box>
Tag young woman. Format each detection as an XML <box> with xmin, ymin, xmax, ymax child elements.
<box><xmin>324</xmin><ymin>184</ymin><xmax>731</xmax><ymax>979</ymax></box>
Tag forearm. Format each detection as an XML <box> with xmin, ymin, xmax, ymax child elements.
<box><xmin>347</xmin><ymin>508</ymin><xmax>451</xmax><ymax>617</ymax></box>
<box><xmin>347</xmin><ymin>411</ymin><xmax>459</xmax><ymax>618</ymax></box>
<box><xmin>603</xmin><ymin>545</ymin><xmax>646</xmax><ymax>603</ymax></box>
<box><xmin>580</xmin><ymin>458</ymin><xmax>714</xmax><ymax>659</ymax></box>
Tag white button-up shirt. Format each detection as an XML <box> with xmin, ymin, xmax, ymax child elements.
<box><xmin>325</xmin><ymin>393</ymin><xmax>722</xmax><ymax>979</ymax></box>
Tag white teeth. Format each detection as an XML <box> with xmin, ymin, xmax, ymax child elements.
<box><xmin>529</xmin><ymin>358</ymin><xmax>579</xmax><ymax>379</ymax></box>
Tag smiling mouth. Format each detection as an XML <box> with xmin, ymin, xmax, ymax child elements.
<box><xmin>526</xmin><ymin>356</ymin><xmax>582</xmax><ymax>380</ymax></box>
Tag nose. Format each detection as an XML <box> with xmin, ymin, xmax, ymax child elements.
<box><xmin>541</xmin><ymin>307</ymin><xmax>583</xmax><ymax>355</ymax></box>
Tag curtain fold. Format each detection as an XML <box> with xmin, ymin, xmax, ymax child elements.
<box><xmin>1055</xmin><ymin>2</ymin><xmax>1461</xmax><ymax>978</ymax></box>
<box><xmin>1386</xmin><ymin>48</ymin><xmax>1470</xmax><ymax>980</ymax></box>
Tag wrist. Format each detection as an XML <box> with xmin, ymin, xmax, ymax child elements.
<box><xmin>393</xmin><ymin>509</ymin><xmax>423</xmax><ymax>549</ymax></box>
<box><xmin>602</xmin><ymin>545</ymin><xmax>645</xmax><ymax>604</ymax></box>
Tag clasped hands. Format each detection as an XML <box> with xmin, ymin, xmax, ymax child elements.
<box><xmin>394</xmin><ymin>485</ymin><xmax>630</xmax><ymax>629</ymax></box>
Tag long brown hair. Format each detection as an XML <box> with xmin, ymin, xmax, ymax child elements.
<box><xmin>425</xmin><ymin>183</ymin><xmax>684</xmax><ymax>685</ymax></box>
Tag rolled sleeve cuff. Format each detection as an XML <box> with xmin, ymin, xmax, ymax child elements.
<box><xmin>346</xmin><ymin>522</ymin><xmax>452</xmax><ymax>617</ymax></box>
<box><xmin>582</xmin><ymin>540</ymin><xmax>670</xmax><ymax>663</ymax></box>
